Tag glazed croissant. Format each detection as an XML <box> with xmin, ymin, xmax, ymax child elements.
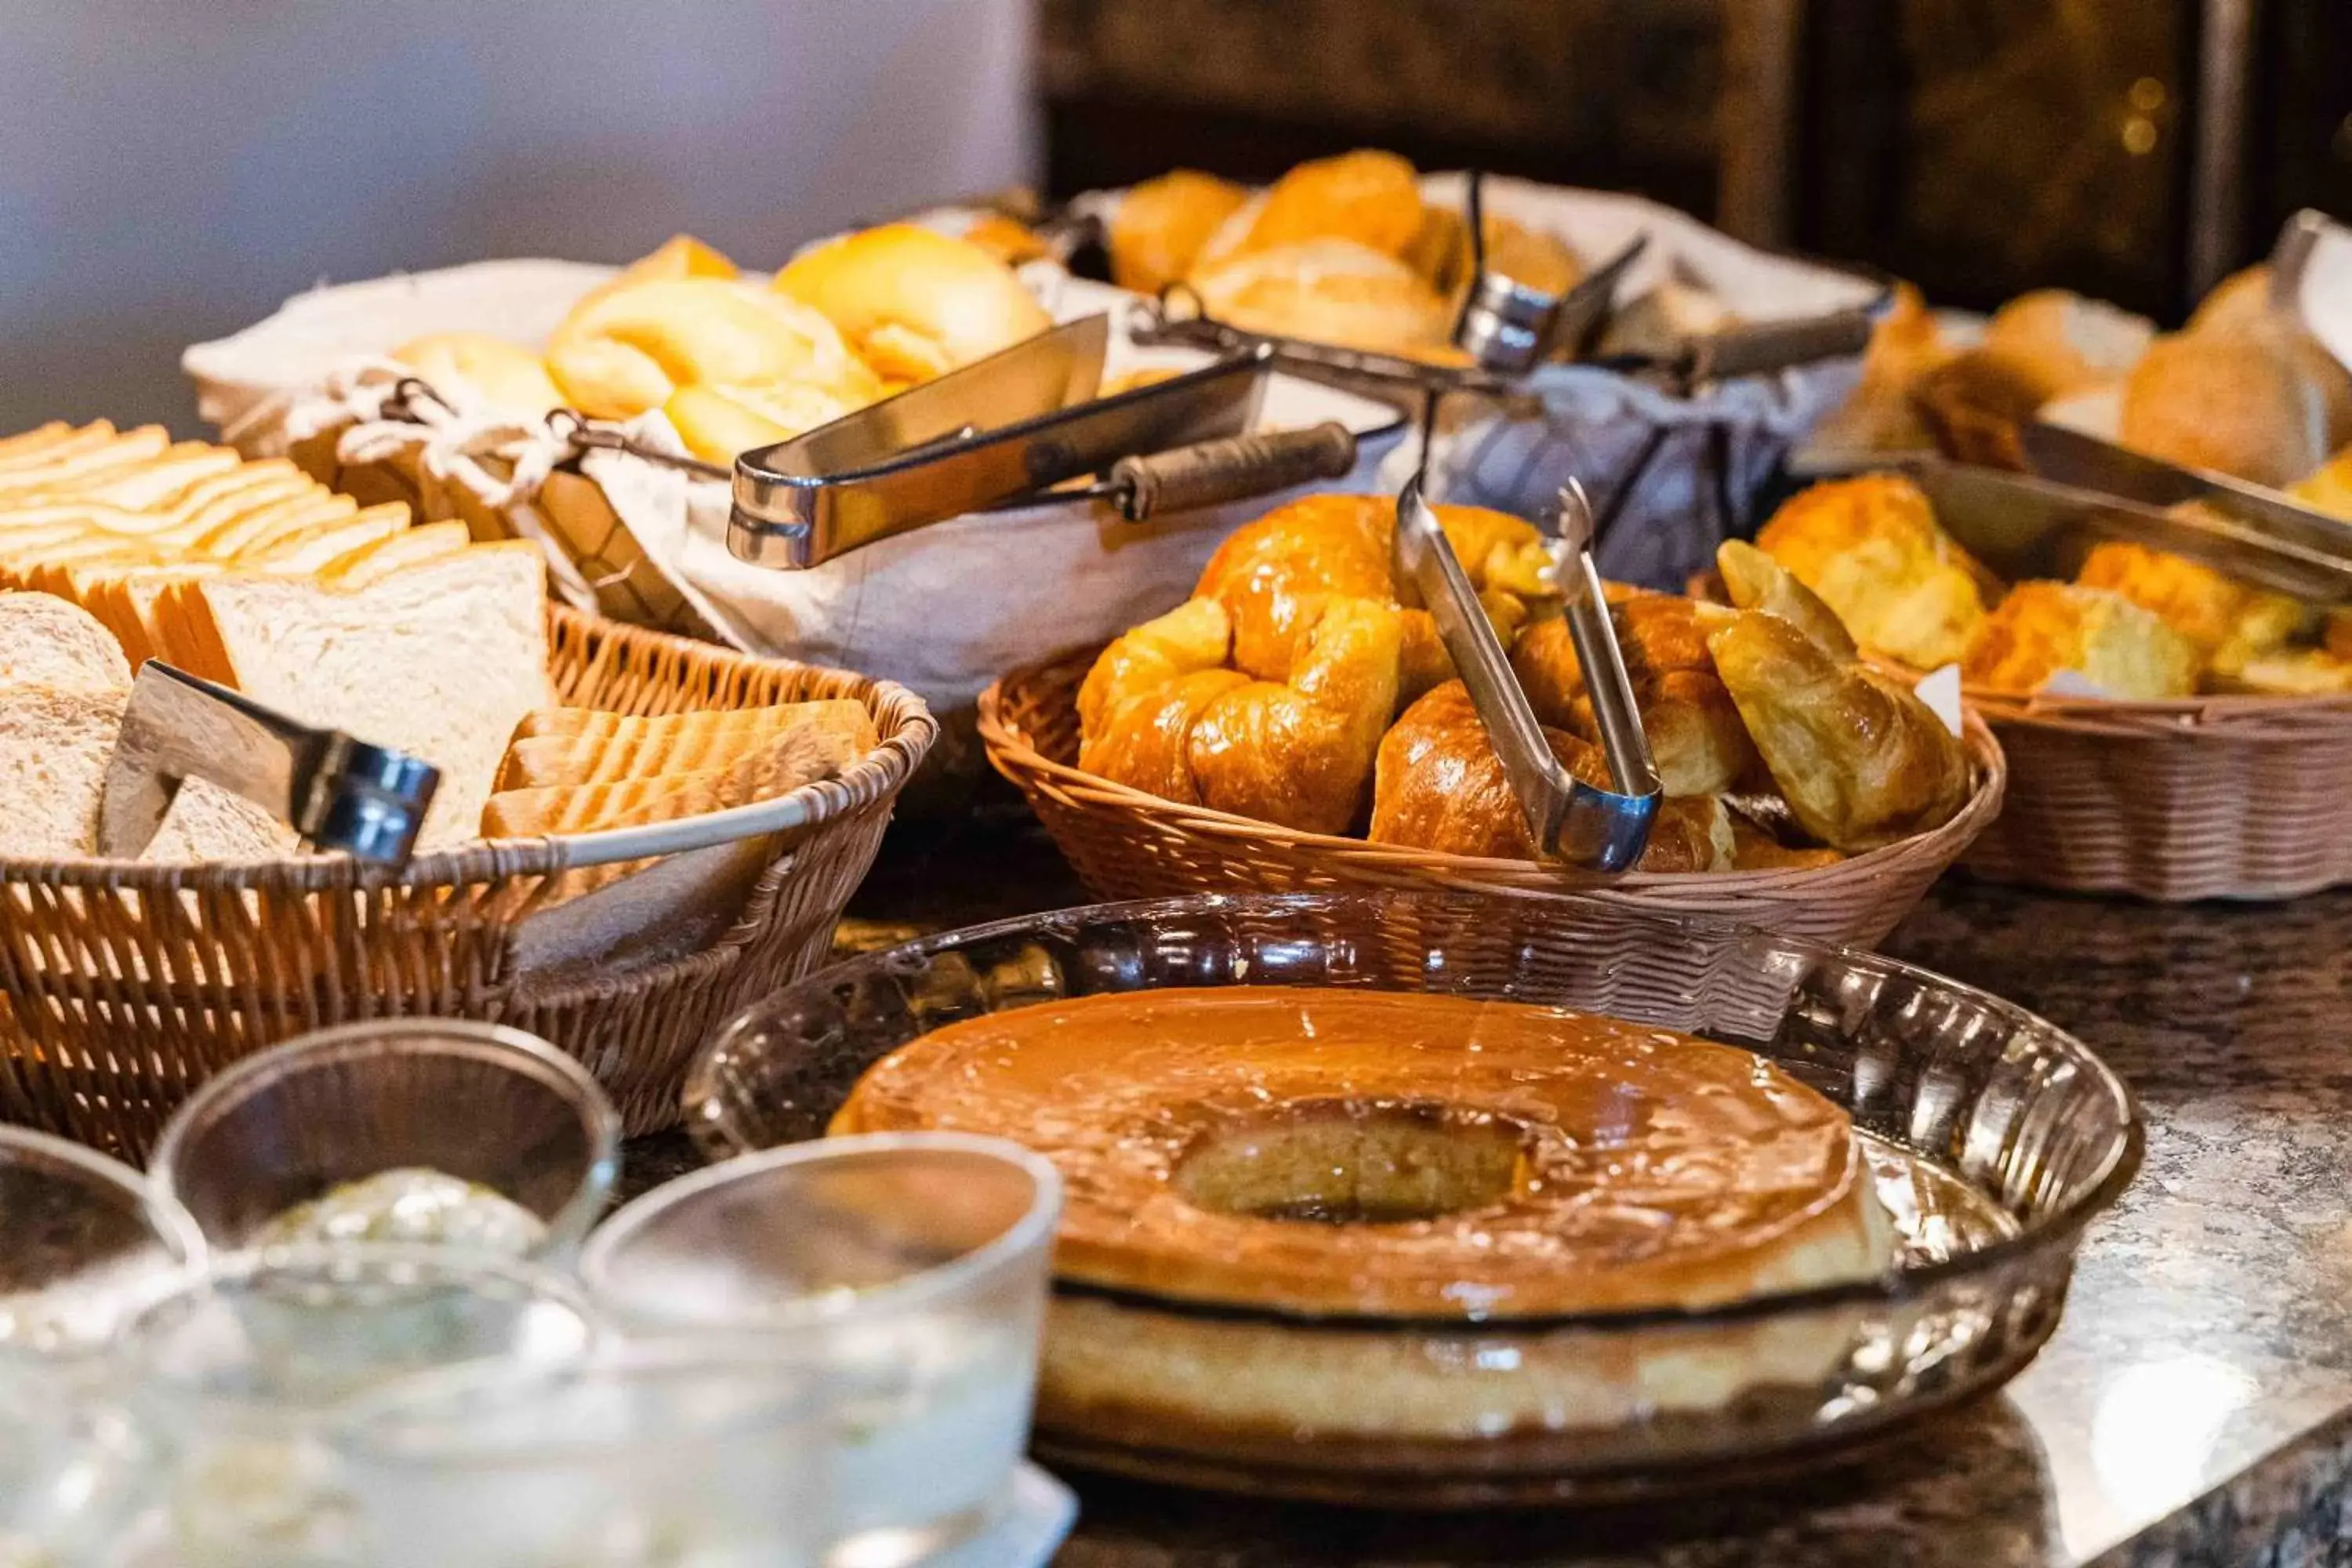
<box><xmin>1368</xmin><ymin>681</ymin><xmax>1734</xmax><ymax>871</ymax></box>
<box><xmin>1193</xmin><ymin>494</ymin><xmax>1552</xmax><ymax>701</ymax></box>
<box><xmin>1702</xmin><ymin>546</ymin><xmax>1970</xmax><ymax>851</ymax></box>
<box><xmin>1508</xmin><ymin>591</ymin><xmax>1759</xmax><ymax>797</ymax></box>
<box><xmin>1080</xmin><ymin>594</ymin><xmax>1403</xmax><ymax>835</ymax></box>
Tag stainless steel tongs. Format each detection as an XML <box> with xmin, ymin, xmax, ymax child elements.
<box><xmin>98</xmin><ymin>662</ymin><xmax>440</xmax><ymax>866</ymax></box>
<box><xmin>728</xmin><ymin>313</ymin><xmax>1361</xmax><ymax>568</ymax></box>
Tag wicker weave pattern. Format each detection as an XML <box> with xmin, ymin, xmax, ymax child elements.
<box><xmin>978</xmin><ymin>649</ymin><xmax>2006</xmax><ymax>949</ymax></box>
<box><xmin>1962</xmin><ymin>689</ymin><xmax>2352</xmax><ymax>900</ymax></box>
<box><xmin>0</xmin><ymin>608</ymin><xmax>936</xmax><ymax>1156</ymax></box>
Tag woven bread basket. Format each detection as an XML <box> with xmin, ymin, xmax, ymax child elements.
<box><xmin>0</xmin><ymin>607</ymin><xmax>935</xmax><ymax>1157</ymax></box>
<box><xmin>1958</xmin><ymin>689</ymin><xmax>2352</xmax><ymax>900</ymax></box>
<box><xmin>978</xmin><ymin>648</ymin><xmax>2005</xmax><ymax>949</ymax></box>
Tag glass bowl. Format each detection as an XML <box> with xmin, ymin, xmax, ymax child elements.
<box><xmin>580</xmin><ymin>1134</ymin><xmax>1061</xmax><ymax>1564</ymax></box>
<box><xmin>331</xmin><ymin>1348</ymin><xmax>829</xmax><ymax>1568</ymax></box>
<box><xmin>686</xmin><ymin>891</ymin><xmax>2141</xmax><ymax>1507</ymax></box>
<box><xmin>149</xmin><ymin>1019</ymin><xmax>622</xmax><ymax>1260</ymax></box>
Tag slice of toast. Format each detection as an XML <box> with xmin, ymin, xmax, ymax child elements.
<box><xmin>0</xmin><ymin>594</ymin><xmax>129</xmax><ymax>693</ymax></box>
<box><xmin>495</xmin><ymin>700</ymin><xmax>877</xmax><ymax>791</ymax></box>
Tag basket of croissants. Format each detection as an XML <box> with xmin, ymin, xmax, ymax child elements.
<box><xmin>979</xmin><ymin>494</ymin><xmax>2002</xmax><ymax>949</ymax></box>
<box><xmin>1796</xmin><ymin>259</ymin><xmax>2352</xmax><ymax>901</ymax></box>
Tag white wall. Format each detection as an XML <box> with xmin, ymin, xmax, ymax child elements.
<box><xmin>0</xmin><ymin>0</ymin><xmax>1037</xmax><ymax>433</ymax></box>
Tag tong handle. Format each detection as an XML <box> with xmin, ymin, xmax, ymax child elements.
<box><xmin>1109</xmin><ymin>422</ymin><xmax>1358</xmax><ymax>522</ymax></box>
<box><xmin>1686</xmin><ymin>309</ymin><xmax>1876</xmax><ymax>383</ymax></box>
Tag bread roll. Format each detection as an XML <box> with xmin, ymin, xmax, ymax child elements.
<box><xmin>1981</xmin><ymin>289</ymin><xmax>2154</xmax><ymax>401</ymax></box>
<box><xmin>2119</xmin><ymin>333</ymin><xmax>2328</xmax><ymax>488</ymax></box>
<box><xmin>1188</xmin><ymin>240</ymin><xmax>1457</xmax><ymax>359</ymax></box>
<box><xmin>1401</xmin><ymin>205</ymin><xmax>1581</xmax><ymax>299</ymax></box>
<box><xmin>772</xmin><ymin>223</ymin><xmax>1051</xmax><ymax>386</ymax></box>
<box><xmin>2187</xmin><ymin>265</ymin><xmax>2352</xmax><ymax>452</ymax></box>
<box><xmin>546</xmin><ymin>278</ymin><xmax>882</xmax><ymax>424</ymax></box>
<box><xmin>1809</xmin><ymin>283</ymin><xmax>1956</xmax><ymax>456</ymax></box>
<box><xmin>1195</xmin><ymin>150</ymin><xmax>1425</xmax><ymax>272</ymax></box>
<box><xmin>1111</xmin><ymin>170</ymin><xmax>1249</xmax><ymax>295</ymax></box>
<box><xmin>391</xmin><ymin>332</ymin><xmax>566</xmax><ymax>419</ymax></box>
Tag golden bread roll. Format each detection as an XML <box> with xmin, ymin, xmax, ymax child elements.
<box><xmin>1191</xmin><ymin>493</ymin><xmax>1552</xmax><ymax>698</ymax></box>
<box><xmin>1401</xmin><ymin>205</ymin><xmax>1582</xmax><ymax>299</ymax></box>
<box><xmin>1962</xmin><ymin>581</ymin><xmax>2200</xmax><ymax>699</ymax></box>
<box><xmin>564</xmin><ymin>234</ymin><xmax>740</xmax><ymax>320</ymax></box>
<box><xmin>546</xmin><ymin>278</ymin><xmax>882</xmax><ymax>423</ymax></box>
<box><xmin>1110</xmin><ymin>170</ymin><xmax>1250</xmax><ymax>295</ymax></box>
<box><xmin>1809</xmin><ymin>283</ymin><xmax>1956</xmax><ymax>456</ymax></box>
<box><xmin>1729</xmin><ymin>817</ymin><xmax>1845</xmax><ymax>872</ymax></box>
<box><xmin>1754</xmin><ymin>474</ymin><xmax>1991</xmax><ymax>669</ymax></box>
<box><xmin>1186</xmin><ymin>239</ymin><xmax>1458</xmax><ymax>359</ymax></box>
<box><xmin>1508</xmin><ymin>597</ymin><xmax>1759</xmax><ymax>798</ymax></box>
<box><xmin>1980</xmin><ymin>289</ymin><xmax>2154</xmax><ymax>401</ymax></box>
<box><xmin>1700</xmin><ymin>604</ymin><xmax>1972</xmax><ymax>851</ymax></box>
<box><xmin>390</xmin><ymin>332</ymin><xmax>566</xmax><ymax>419</ymax></box>
<box><xmin>2118</xmin><ymin>332</ymin><xmax>2328</xmax><ymax>488</ymax></box>
<box><xmin>2073</xmin><ymin>539</ymin><xmax>2308</xmax><ymax>662</ymax></box>
<box><xmin>660</xmin><ymin>381</ymin><xmax>873</xmax><ymax>463</ymax></box>
<box><xmin>772</xmin><ymin>223</ymin><xmax>1051</xmax><ymax>386</ymax></box>
<box><xmin>2205</xmin><ymin>645</ymin><xmax>2352</xmax><ymax>696</ymax></box>
<box><xmin>1195</xmin><ymin>149</ymin><xmax>1425</xmax><ymax>271</ymax></box>
<box><xmin>2187</xmin><ymin>267</ymin><xmax>2352</xmax><ymax>452</ymax></box>
<box><xmin>959</xmin><ymin>213</ymin><xmax>1054</xmax><ymax>268</ymax></box>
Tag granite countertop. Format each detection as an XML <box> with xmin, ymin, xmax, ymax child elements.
<box><xmin>626</xmin><ymin>815</ymin><xmax>2352</xmax><ymax>1568</ymax></box>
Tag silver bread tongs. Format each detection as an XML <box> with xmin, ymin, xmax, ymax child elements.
<box><xmin>97</xmin><ymin>662</ymin><xmax>439</xmax><ymax>866</ymax></box>
<box><xmin>1394</xmin><ymin>477</ymin><xmax>1661</xmax><ymax>869</ymax></box>
<box><xmin>728</xmin><ymin>313</ymin><xmax>1361</xmax><ymax>569</ymax></box>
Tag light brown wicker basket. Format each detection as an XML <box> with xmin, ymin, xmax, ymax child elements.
<box><xmin>1958</xmin><ymin>688</ymin><xmax>2352</xmax><ymax>901</ymax></box>
<box><xmin>978</xmin><ymin>648</ymin><xmax>2006</xmax><ymax>949</ymax></box>
<box><xmin>0</xmin><ymin>607</ymin><xmax>936</xmax><ymax>1157</ymax></box>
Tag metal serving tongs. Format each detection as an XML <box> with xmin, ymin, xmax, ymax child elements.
<box><xmin>727</xmin><ymin>313</ymin><xmax>1360</xmax><ymax>568</ymax></box>
<box><xmin>1394</xmin><ymin>475</ymin><xmax>1660</xmax><ymax>869</ymax></box>
<box><xmin>97</xmin><ymin>662</ymin><xmax>441</xmax><ymax>865</ymax></box>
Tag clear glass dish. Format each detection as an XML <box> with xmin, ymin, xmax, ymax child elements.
<box><xmin>149</xmin><ymin>1019</ymin><xmax>622</xmax><ymax>1261</ymax></box>
<box><xmin>579</xmin><ymin>1134</ymin><xmax>1061</xmax><ymax>1565</ymax></box>
<box><xmin>687</xmin><ymin>891</ymin><xmax>2140</xmax><ymax>1506</ymax></box>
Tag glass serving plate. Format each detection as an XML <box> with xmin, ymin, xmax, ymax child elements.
<box><xmin>686</xmin><ymin>891</ymin><xmax>2140</xmax><ymax>1507</ymax></box>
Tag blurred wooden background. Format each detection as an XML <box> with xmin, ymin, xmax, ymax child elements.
<box><xmin>1038</xmin><ymin>0</ymin><xmax>2352</xmax><ymax>321</ymax></box>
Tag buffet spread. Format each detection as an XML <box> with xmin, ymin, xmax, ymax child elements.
<box><xmin>2</xmin><ymin>142</ymin><xmax>2347</xmax><ymax>1567</ymax></box>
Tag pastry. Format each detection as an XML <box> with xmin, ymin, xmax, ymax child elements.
<box><xmin>1110</xmin><ymin>170</ymin><xmax>1250</xmax><ymax>295</ymax></box>
<box><xmin>1080</xmin><ymin>595</ymin><xmax>1403</xmax><ymax>836</ymax></box>
<box><xmin>1809</xmin><ymin>284</ymin><xmax>1957</xmax><ymax>456</ymax></box>
<box><xmin>834</xmin><ymin>986</ymin><xmax>1894</xmax><ymax>1446</ymax></box>
<box><xmin>1508</xmin><ymin>596</ymin><xmax>1759</xmax><ymax>797</ymax></box>
<box><xmin>1962</xmin><ymin>581</ymin><xmax>2201</xmax><ymax>701</ymax></box>
<box><xmin>2073</xmin><ymin>539</ymin><xmax>2308</xmax><ymax>664</ymax></box>
<box><xmin>1755</xmin><ymin>474</ymin><xmax>1991</xmax><ymax>670</ymax></box>
<box><xmin>1980</xmin><ymin>289</ymin><xmax>2154</xmax><ymax>401</ymax></box>
<box><xmin>1701</xmin><ymin>601</ymin><xmax>1972</xmax><ymax>851</ymax></box>
<box><xmin>771</xmin><ymin>223</ymin><xmax>1051</xmax><ymax>386</ymax></box>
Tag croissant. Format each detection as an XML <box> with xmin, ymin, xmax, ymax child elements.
<box><xmin>1193</xmin><ymin>494</ymin><xmax>1552</xmax><ymax>700</ymax></box>
<box><xmin>1700</xmin><ymin>605</ymin><xmax>1970</xmax><ymax>852</ymax></box>
<box><xmin>1369</xmin><ymin>682</ymin><xmax>1733</xmax><ymax>870</ymax></box>
<box><xmin>1508</xmin><ymin>593</ymin><xmax>1758</xmax><ymax>797</ymax></box>
<box><xmin>1080</xmin><ymin>595</ymin><xmax>1403</xmax><ymax>835</ymax></box>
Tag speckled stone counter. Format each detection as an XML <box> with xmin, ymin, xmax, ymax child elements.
<box><xmin>625</xmin><ymin>815</ymin><xmax>2352</xmax><ymax>1568</ymax></box>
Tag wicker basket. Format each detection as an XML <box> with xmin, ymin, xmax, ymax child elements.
<box><xmin>1958</xmin><ymin>689</ymin><xmax>2352</xmax><ymax>901</ymax></box>
<box><xmin>0</xmin><ymin>608</ymin><xmax>936</xmax><ymax>1156</ymax></box>
<box><xmin>978</xmin><ymin>648</ymin><xmax>2006</xmax><ymax>949</ymax></box>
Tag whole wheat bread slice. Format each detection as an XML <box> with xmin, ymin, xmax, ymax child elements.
<box><xmin>0</xmin><ymin>594</ymin><xmax>129</xmax><ymax>693</ymax></box>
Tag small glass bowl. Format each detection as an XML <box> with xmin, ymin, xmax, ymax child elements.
<box><xmin>150</xmin><ymin>1019</ymin><xmax>621</xmax><ymax>1260</ymax></box>
<box><xmin>686</xmin><ymin>890</ymin><xmax>2140</xmax><ymax>1506</ymax></box>
<box><xmin>331</xmin><ymin>1348</ymin><xmax>830</xmax><ymax>1568</ymax></box>
<box><xmin>0</xmin><ymin>1125</ymin><xmax>203</xmax><ymax>1353</ymax></box>
<box><xmin>122</xmin><ymin>1243</ymin><xmax>599</xmax><ymax>1567</ymax></box>
<box><xmin>581</xmin><ymin>1134</ymin><xmax>1061</xmax><ymax>1562</ymax></box>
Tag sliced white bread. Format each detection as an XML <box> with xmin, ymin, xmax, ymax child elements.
<box><xmin>482</xmin><ymin>720</ymin><xmax>859</xmax><ymax>839</ymax></box>
<box><xmin>0</xmin><ymin>423</ymin><xmax>122</xmax><ymax>474</ymax></box>
<box><xmin>143</xmin><ymin>779</ymin><xmax>299</xmax><ymax>862</ymax></box>
<box><xmin>0</xmin><ymin>428</ymin><xmax>172</xmax><ymax>493</ymax></box>
<box><xmin>175</xmin><ymin>543</ymin><xmax>554</xmax><ymax>848</ymax></box>
<box><xmin>314</xmin><ymin>521</ymin><xmax>470</xmax><ymax>589</ymax></box>
<box><xmin>0</xmin><ymin>684</ymin><xmax>123</xmax><ymax>856</ymax></box>
<box><xmin>495</xmin><ymin>700</ymin><xmax>877</xmax><ymax>791</ymax></box>
<box><xmin>0</xmin><ymin>593</ymin><xmax>129</xmax><ymax>693</ymax></box>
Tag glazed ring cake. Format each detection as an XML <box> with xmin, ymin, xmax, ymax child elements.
<box><xmin>833</xmin><ymin>988</ymin><xmax>1896</xmax><ymax>1468</ymax></box>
